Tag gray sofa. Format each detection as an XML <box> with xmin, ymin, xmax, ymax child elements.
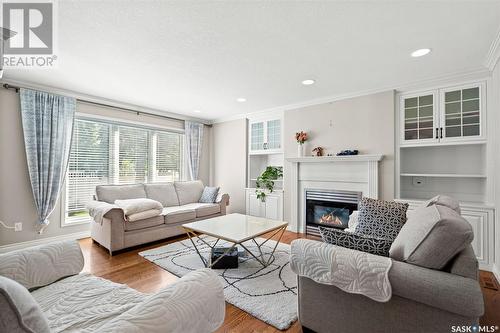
<box><xmin>0</xmin><ymin>241</ymin><xmax>225</xmax><ymax>333</ymax></box>
<box><xmin>294</xmin><ymin>243</ymin><xmax>483</xmax><ymax>333</ymax></box>
<box><xmin>89</xmin><ymin>180</ymin><xmax>229</xmax><ymax>254</ymax></box>
<box><xmin>291</xmin><ymin>197</ymin><xmax>485</xmax><ymax>333</ymax></box>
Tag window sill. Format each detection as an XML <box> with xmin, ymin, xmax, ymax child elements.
<box><xmin>61</xmin><ymin>217</ymin><xmax>91</xmax><ymax>228</ymax></box>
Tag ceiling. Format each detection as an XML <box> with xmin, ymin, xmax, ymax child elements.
<box><xmin>3</xmin><ymin>1</ymin><xmax>500</xmax><ymax>120</ymax></box>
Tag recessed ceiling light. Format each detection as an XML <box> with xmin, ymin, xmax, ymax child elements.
<box><xmin>411</xmin><ymin>48</ymin><xmax>431</xmax><ymax>57</ymax></box>
<box><xmin>302</xmin><ymin>79</ymin><xmax>315</xmax><ymax>85</ymax></box>
<box><xmin>236</xmin><ymin>98</ymin><xmax>247</xmax><ymax>102</ymax></box>
<box><xmin>193</xmin><ymin>110</ymin><xmax>201</xmax><ymax>113</ymax></box>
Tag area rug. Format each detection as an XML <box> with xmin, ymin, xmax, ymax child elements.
<box><xmin>139</xmin><ymin>236</ymin><xmax>297</xmax><ymax>330</ymax></box>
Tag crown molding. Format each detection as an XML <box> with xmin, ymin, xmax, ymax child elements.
<box><xmin>485</xmin><ymin>27</ymin><xmax>500</xmax><ymax>70</ymax></box>
<box><xmin>212</xmin><ymin>68</ymin><xmax>490</xmax><ymax>124</ymax></box>
<box><xmin>0</xmin><ymin>78</ymin><xmax>211</xmax><ymax>125</ymax></box>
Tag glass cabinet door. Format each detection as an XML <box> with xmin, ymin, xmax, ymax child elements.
<box><xmin>442</xmin><ymin>86</ymin><xmax>481</xmax><ymax>140</ymax></box>
<box><xmin>250</xmin><ymin>122</ymin><xmax>264</xmax><ymax>151</ymax></box>
<box><xmin>402</xmin><ymin>93</ymin><xmax>436</xmax><ymax>142</ymax></box>
<box><xmin>266</xmin><ymin>119</ymin><xmax>281</xmax><ymax>150</ymax></box>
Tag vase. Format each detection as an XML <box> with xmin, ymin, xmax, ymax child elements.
<box><xmin>297</xmin><ymin>144</ymin><xmax>305</xmax><ymax>157</ymax></box>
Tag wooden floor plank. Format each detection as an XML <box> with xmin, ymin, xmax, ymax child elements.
<box><xmin>79</xmin><ymin>231</ymin><xmax>499</xmax><ymax>332</ymax></box>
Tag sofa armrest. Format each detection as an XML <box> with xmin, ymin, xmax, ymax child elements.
<box><xmin>0</xmin><ymin>241</ymin><xmax>84</xmax><ymax>290</ymax></box>
<box><xmin>96</xmin><ymin>269</ymin><xmax>225</xmax><ymax>333</ymax></box>
<box><xmin>390</xmin><ymin>260</ymin><xmax>484</xmax><ymax>317</ymax></box>
<box><xmin>216</xmin><ymin>193</ymin><xmax>229</xmax><ymax>215</ymax></box>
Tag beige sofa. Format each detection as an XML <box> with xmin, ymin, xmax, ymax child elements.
<box><xmin>89</xmin><ymin>180</ymin><xmax>229</xmax><ymax>254</ymax></box>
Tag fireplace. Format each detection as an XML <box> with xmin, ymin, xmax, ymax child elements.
<box><xmin>305</xmin><ymin>189</ymin><xmax>362</xmax><ymax>237</ymax></box>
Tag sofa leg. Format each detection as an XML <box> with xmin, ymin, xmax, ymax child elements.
<box><xmin>302</xmin><ymin>326</ymin><xmax>316</xmax><ymax>333</ymax></box>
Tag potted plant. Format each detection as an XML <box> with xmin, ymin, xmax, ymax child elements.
<box><xmin>255</xmin><ymin>166</ymin><xmax>283</xmax><ymax>202</ymax></box>
<box><xmin>295</xmin><ymin>131</ymin><xmax>308</xmax><ymax>157</ymax></box>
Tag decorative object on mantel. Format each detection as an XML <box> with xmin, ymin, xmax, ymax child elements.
<box><xmin>336</xmin><ymin>149</ymin><xmax>359</xmax><ymax>156</ymax></box>
<box><xmin>255</xmin><ymin>166</ymin><xmax>283</xmax><ymax>202</ymax></box>
<box><xmin>312</xmin><ymin>147</ymin><xmax>324</xmax><ymax>157</ymax></box>
<box><xmin>295</xmin><ymin>131</ymin><xmax>308</xmax><ymax>157</ymax></box>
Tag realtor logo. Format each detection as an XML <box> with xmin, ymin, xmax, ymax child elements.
<box><xmin>0</xmin><ymin>1</ymin><xmax>57</xmax><ymax>69</ymax></box>
<box><xmin>2</xmin><ymin>2</ymin><xmax>53</xmax><ymax>54</ymax></box>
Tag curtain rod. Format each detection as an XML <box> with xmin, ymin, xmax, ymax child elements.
<box><xmin>2</xmin><ymin>83</ymin><xmax>211</xmax><ymax>126</ymax></box>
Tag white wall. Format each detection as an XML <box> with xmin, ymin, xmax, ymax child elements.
<box><xmin>0</xmin><ymin>89</ymin><xmax>211</xmax><ymax>247</ymax></box>
<box><xmin>211</xmin><ymin>119</ymin><xmax>247</xmax><ymax>214</ymax></box>
<box><xmin>282</xmin><ymin>90</ymin><xmax>395</xmax><ymax>223</ymax></box>
<box><xmin>492</xmin><ymin>58</ymin><xmax>500</xmax><ymax>280</ymax></box>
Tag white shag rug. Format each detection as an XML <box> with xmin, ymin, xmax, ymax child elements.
<box><xmin>139</xmin><ymin>236</ymin><xmax>297</xmax><ymax>330</ymax></box>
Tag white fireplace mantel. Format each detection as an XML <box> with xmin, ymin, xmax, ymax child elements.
<box><xmin>286</xmin><ymin>154</ymin><xmax>383</xmax><ymax>163</ymax></box>
<box><xmin>286</xmin><ymin>154</ymin><xmax>384</xmax><ymax>232</ymax></box>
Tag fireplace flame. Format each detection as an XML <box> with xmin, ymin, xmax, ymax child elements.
<box><xmin>319</xmin><ymin>213</ymin><xmax>343</xmax><ymax>226</ymax></box>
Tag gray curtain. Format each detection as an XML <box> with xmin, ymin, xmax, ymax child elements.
<box><xmin>185</xmin><ymin>121</ymin><xmax>204</xmax><ymax>180</ymax></box>
<box><xmin>20</xmin><ymin>88</ymin><xmax>76</xmax><ymax>233</ymax></box>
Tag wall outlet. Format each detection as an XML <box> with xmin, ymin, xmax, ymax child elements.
<box><xmin>14</xmin><ymin>222</ymin><xmax>22</xmax><ymax>232</ymax></box>
<box><xmin>412</xmin><ymin>177</ymin><xmax>425</xmax><ymax>187</ymax></box>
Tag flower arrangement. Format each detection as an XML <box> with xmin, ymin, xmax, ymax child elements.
<box><xmin>295</xmin><ymin>131</ymin><xmax>308</xmax><ymax>145</ymax></box>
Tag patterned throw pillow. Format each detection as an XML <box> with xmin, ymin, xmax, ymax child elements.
<box><xmin>199</xmin><ymin>186</ymin><xmax>220</xmax><ymax>203</ymax></box>
<box><xmin>355</xmin><ymin>197</ymin><xmax>409</xmax><ymax>241</ymax></box>
<box><xmin>319</xmin><ymin>227</ymin><xmax>393</xmax><ymax>256</ymax></box>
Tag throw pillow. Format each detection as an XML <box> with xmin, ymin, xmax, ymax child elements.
<box><xmin>319</xmin><ymin>227</ymin><xmax>393</xmax><ymax>256</ymax></box>
<box><xmin>389</xmin><ymin>205</ymin><xmax>473</xmax><ymax>269</ymax></box>
<box><xmin>423</xmin><ymin>195</ymin><xmax>461</xmax><ymax>214</ymax></box>
<box><xmin>355</xmin><ymin>197</ymin><xmax>409</xmax><ymax>241</ymax></box>
<box><xmin>199</xmin><ymin>186</ymin><xmax>220</xmax><ymax>203</ymax></box>
<box><xmin>0</xmin><ymin>276</ymin><xmax>50</xmax><ymax>333</ymax></box>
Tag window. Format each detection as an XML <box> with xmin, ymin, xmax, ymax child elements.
<box><xmin>64</xmin><ymin>117</ymin><xmax>184</xmax><ymax>224</ymax></box>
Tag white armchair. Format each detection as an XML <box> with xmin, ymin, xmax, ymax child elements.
<box><xmin>0</xmin><ymin>241</ymin><xmax>225</xmax><ymax>333</ymax></box>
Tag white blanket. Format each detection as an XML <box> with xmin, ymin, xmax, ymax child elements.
<box><xmin>114</xmin><ymin>198</ymin><xmax>163</xmax><ymax>216</ymax></box>
<box><xmin>290</xmin><ymin>239</ymin><xmax>392</xmax><ymax>302</ymax></box>
<box><xmin>87</xmin><ymin>201</ymin><xmax>119</xmax><ymax>224</ymax></box>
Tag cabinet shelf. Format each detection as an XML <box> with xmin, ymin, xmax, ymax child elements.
<box><xmin>400</xmin><ymin>173</ymin><xmax>486</xmax><ymax>178</ymax></box>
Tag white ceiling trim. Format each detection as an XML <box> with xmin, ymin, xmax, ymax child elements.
<box><xmin>485</xmin><ymin>27</ymin><xmax>500</xmax><ymax>70</ymax></box>
<box><xmin>0</xmin><ymin>78</ymin><xmax>211</xmax><ymax>125</ymax></box>
<box><xmin>212</xmin><ymin>67</ymin><xmax>491</xmax><ymax>124</ymax></box>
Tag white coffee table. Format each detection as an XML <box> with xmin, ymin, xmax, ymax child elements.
<box><xmin>182</xmin><ymin>213</ymin><xmax>288</xmax><ymax>268</ymax></box>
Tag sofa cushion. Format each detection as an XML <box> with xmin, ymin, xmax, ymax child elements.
<box><xmin>355</xmin><ymin>197</ymin><xmax>408</xmax><ymax>241</ymax></box>
<box><xmin>144</xmin><ymin>183</ymin><xmax>180</xmax><ymax>207</ymax></box>
<box><xmin>423</xmin><ymin>195</ymin><xmax>461</xmax><ymax>214</ymax></box>
<box><xmin>389</xmin><ymin>205</ymin><xmax>473</xmax><ymax>269</ymax></box>
<box><xmin>96</xmin><ymin>184</ymin><xmax>146</xmax><ymax>204</ymax></box>
<box><xmin>174</xmin><ymin>181</ymin><xmax>204</xmax><ymax>205</ymax></box>
<box><xmin>126</xmin><ymin>209</ymin><xmax>162</xmax><ymax>222</ymax></box>
<box><xmin>0</xmin><ymin>276</ymin><xmax>50</xmax><ymax>333</ymax></box>
<box><xmin>162</xmin><ymin>206</ymin><xmax>197</xmax><ymax>224</ymax></box>
<box><xmin>183</xmin><ymin>203</ymin><xmax>221</xmax><ymax>217</ymax></box>
<box><xmin>199</xmin><ymin>187</ymin><xmax>220</xmax><ymax>203</ymax></box>
<box><xmin>319</xmin><ymin>227</ymin><xmax>393</xmax><ymax>256</ymax></box>
<box><xmin>125</xmin><ymin>215</ymin><xmax>165</xmax><ymax>231</ymax></box>
<box><xmin>114</xmin><ymin>198</ymin><xmax>163</xmax><ymax>216</ymax></box>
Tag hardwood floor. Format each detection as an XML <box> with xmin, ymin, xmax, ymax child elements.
<box><xmin>79</xmin><ymin>231</ymin><xmax>500</xmax><ymax>332</ymax></box>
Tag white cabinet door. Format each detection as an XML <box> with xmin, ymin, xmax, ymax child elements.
<box><xmin>246</xmin><ymin>191</ymin><xmax>264</xmax><ymax>217</ymax></box>
<box><xmin>249</xmin><ymin>121</ymin><xmax>265</xmax><ymax>152</ymax></box>
<box><xmin>439</xmin><ymin>83</ymin><xmax>485</xmax><ymax>143</ymax></box>
<box><xmin>461</xmin><ymin>209</ymin><xmax>490</xmax><ymax>267</ymax></box>
<box><xmin>400</xmin><ymin>91</ymin><xmax>439</xmax><ymax>145</ymax></box>
<box><xmin>266</xmin><ymin>119</ymin><xmax>281</xmax><ymax>150</ymax></box>
<box><xmin>264</xmin><ymin>194</ymin><xmax>281</xmax><ymax>220</ymax></box>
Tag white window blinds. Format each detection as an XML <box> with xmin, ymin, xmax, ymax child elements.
<box><xmin>65</xmin><ymin>117</ymin><xmax>184</xmax><ymax>223</ymax></box>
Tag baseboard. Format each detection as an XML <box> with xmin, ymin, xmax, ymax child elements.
<box><xmin>0</xmin><ymin>231</ymin><xmax>90</xmax><ymax>253</ymax></box>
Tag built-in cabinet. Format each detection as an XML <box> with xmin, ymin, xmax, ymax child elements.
<box><xmin>249</xmin><ymin>117</ymin><xmax>282</xmax><ymax>154</ymax></box>
<box><xmin>245</xmin><ymin>189</ymin><xmax>284</xmax><ymax>221</ymax></box>
<box><xmin>400</xmin><ymin>82</ymin><xmax>485</xmax><ymax>145</ymax></box>
<box><xmin>246</xmin><ymin>112</ymin><xmax>284</xmax><ymax>221</ymax></box>
<box><xmin>397</xmin><ymin>79</ymin><xmax>494</xmax><ymax>270</ymax></box>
